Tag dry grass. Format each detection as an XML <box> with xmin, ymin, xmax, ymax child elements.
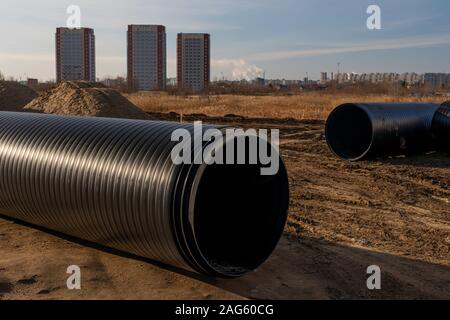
<box><xmin>127</xmin><ymin>91</ymin><xmax>441</xmax><ymax>120</ymax></box>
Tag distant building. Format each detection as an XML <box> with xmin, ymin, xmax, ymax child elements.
<box><xmin>55</xmin><ymin>27</ymin><xmax>95</xmax><ymax>82</ymax></box>
<box><xmin>253</xmin><ymin>77</ymin><xmax>266</xmax><ymax>86</ymax></box>
<box><xmin>328</xmin><ymin>71</ymin><xmax>426</xmax><ymax>86</ymax></box>
<box><xmin>336</xmin><ymin>73</ymin><xmax>351</xmax><ymax>83</ymax></box>
<box><xmin>167</xmin><ymin>77</ymin><xmax>177</xmax><ymax>87</ymax></box>
<box><xmin>127</xmin><ymin>25</ymin><xmax>166</xmax><ymax>91</ymax></box>
<box><xmin>320</xmin><ymin>72</ymin><xmax>328</xmax><ymax>83</ymax></box>
<box><xmin>177</xmin><ymin>33</ymin><xmax>210</xmax><ymax>92</ymax></box>
<box><xmin>27</xmin><ymin>78</ymin><xmax>38</xmax><ymax>90</ymax></box>
<box><xmin>424</xmin><ymin>73</ymin><xmax>450</xmax><ymax>88</ymax></box>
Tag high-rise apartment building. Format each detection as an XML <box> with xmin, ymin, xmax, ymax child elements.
<box><xmin>55</xmin><ymin>27</ymin><xmax>95</xmax><ymax>82</ymax></box>
<box><xmin>177</xmin><ymin>33</ymin><xmax>210</xmax><ymax>92</ymax></box>
<box><xmin>127</xmin><ymin>25</ymin><xmax>166</xmax><ymax>91</ymax></box>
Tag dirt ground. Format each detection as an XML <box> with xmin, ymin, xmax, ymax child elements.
<box><xmin>0</xmin><ymin>81</ymin><xmax>37</xmax><ymax>112</ymax></box>
<box><xmin>24</xmin><ymin>81</ymin><xmax>149</xmax><ymax>120</ymax></box>
<box><xmin>1</xmin><ymin>113</ymin><xmax>449</xmax><ymax>300</ymax></box>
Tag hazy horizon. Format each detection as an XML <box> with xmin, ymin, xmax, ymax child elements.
<box><xmin>1</xmin><ymin>0</ymin><xmax>450</xmax><ymax>82</ymax></box>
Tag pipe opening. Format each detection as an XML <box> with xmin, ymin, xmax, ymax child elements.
<box><xmin>326</xmin><ymin>104</ymin><xmax>373</xmax><ymax>160</ymax></box>
<box><xmin>192</xmin><ymin>154</ymin><xmax>289</xmax><ymax>277</ymax></box>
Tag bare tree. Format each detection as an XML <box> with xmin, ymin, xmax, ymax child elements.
<box><xmin>0</xmin><ymin>70</ymin><xmax>5</xmax><ymax>81</ymax></box>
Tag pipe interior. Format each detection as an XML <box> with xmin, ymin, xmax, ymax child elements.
<box><xmin>192</xmin><ymin>140</ymin><xmax>289</xmax><ymax>276</ymax></box>
<box><xmin>326</xmin><ymin>104</ymin><xmax>373</xmax><ymax>160</ymax></box>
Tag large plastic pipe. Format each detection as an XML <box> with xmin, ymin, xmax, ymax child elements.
<box><xmin>325</xmin><ymin>103</ymin><xmax>441</xmax><ymax>161</ymax></box>
<box><xmin>432</xmin><ymin>101</ymin><xmax>450</xmax><ymax>151</ymax></box>
<box><xmin>0</xmin><ymin>112</ymin><xmax>289</xmax><ymax>278</ymax></box>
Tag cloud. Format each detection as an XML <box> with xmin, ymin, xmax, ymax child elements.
<box><xmin>248</xmin><ymin>34</ymin><xmax>450</xmax><ymax>61</ymax></box>
<box><xmin>212</xmin><ymin>59</ymin><xmax>264</xmax><ymax>80</ymax></box>
<box><xmin>384</xmin><ymin>15</ymin><xmax>437</xmax><ymax>30</ymax></box>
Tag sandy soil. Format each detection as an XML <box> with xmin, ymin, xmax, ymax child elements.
<box><xmin>1</xmin><ymin>113</ymin><xmax>449</xmax><ymax>300</ymax></box>
<box><xmin>24</xmin><ymin>81</ymin><xmax>149</xmax><ymax>120</ymax></box>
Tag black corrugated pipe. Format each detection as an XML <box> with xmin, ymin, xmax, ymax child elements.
<box><xmin>325</xmin><ymin>103</ymin><xmax>441</xmax><ymax>161</ymax></box>
<box><xmin>432</xmin><ymin>101</ymin><xmax>450</xmax><ymax>151</ymax></box>
<box><xmin>0</xmin><ymin>112</ymin><xmax>289</xmax><ymax>278</ymax></box>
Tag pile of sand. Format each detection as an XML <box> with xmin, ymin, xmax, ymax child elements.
<box><xmin>25</xmin><ymin>81</ymin><xmax>149</xmax><ymax>120</ymax></box>
<box><xmin>0</xmin><ymin>81</ymin><xmax>38</xmax><ymax>112</ymax></box>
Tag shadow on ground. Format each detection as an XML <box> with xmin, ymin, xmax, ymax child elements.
<box><xmin>1</xmin><ymin>214</ymin><xmax>449</xmax><ymax>300</ymax></box>
<box><xmin>209</xmin><ymin>235</ymin><xmax>450</xmax><ymax>300</ymax></box>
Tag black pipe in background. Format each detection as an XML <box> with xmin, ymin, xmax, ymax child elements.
<box><xmin>325</xmin><ymin>103</ymin><xmax>441</xmax><ymax>161</ymax></box>
<box><xmin>0</xmin><ymin>112</ymin><xmax>289</xmax><ymax>278</ymax></box>
<box><xmin>432</xmin><ymin>101</ymin><xmax>450</xmax><ymax>152</ymax></box>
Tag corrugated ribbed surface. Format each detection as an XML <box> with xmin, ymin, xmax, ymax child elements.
<box><xmin>0</xmin><ymin>111</ymin><xmax>291</xmax><ymax>278</ymax></box>
<box><xmin>432</xmin><ymin>101</ymin><xmax>450</xmax><ymax>150</ymax></box>
<box><xmin>0</xmin><ymin>112</ymin><xmax>203</xmax><ymax>271</ymax></box>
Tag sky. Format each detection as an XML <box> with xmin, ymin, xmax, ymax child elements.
<box><xmin>1</xmin><ymin>0</ymin><xmax>450</xmax><ymax>81</ymax></box>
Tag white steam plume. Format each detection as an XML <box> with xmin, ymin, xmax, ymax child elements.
<box><xmin>212</xmin><ymin>59</ymin><xmax>264</xmax><ymax>81</ymax></box>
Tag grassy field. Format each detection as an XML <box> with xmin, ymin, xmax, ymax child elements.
<box><xmin>127</xmin><ymin>91</ymin><xmax>441</xmax><ymax>120</ymax></box>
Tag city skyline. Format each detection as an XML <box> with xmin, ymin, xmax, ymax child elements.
<box><xmin>1</xmin><ymin>0</ymin><xmax>450</xmax><ymax>81</ymax></box>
